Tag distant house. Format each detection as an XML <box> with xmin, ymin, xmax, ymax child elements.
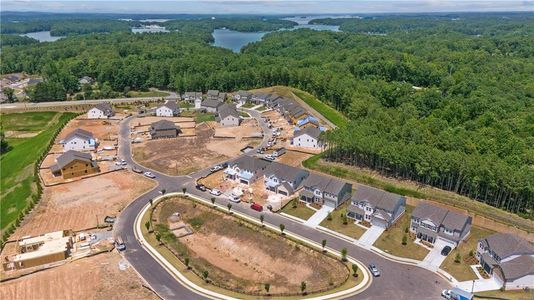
<box><xmin>206</xmin><ymin>90</ymin><xmax>220</xmax><ymax>101</ymax></box>
<box><xmin>265</xmin><ymin>94</ymin><xmax>283</xmax><ymax>107</ymax></box>
<box><xmin>201</xmin><ymin>99</ymin><xmax>223</xmax><ymax>113</ymax></box>
<box><xmin>218</xmin><ymin>92</ymin><xmax>227</xmax><ymax>102</ymax></box>
<box><xmin>296</xmin><ymin>115</ymin><xmax>319</xmax><ymax>129</ymax></box>
<box><xmin>251</xmin><ymin>93</ymin><xmax>270</xmax><ymax>104</ymax></box>
<box><xmin>224</xmin><ymin>156</ymin><xmax>270</xmax><ymax>185</ymax></box>
<box><xmin>476</xmin><ymin>233</ymin><xmax>534</xmax><ymax>290</ymax></box>
<box><xmin>156</xmin><ymin>100</ymin><xmax>179</xmax><ymax>117</ymax></box>
<box><xmin>263</xmin><ymin>162</ymin><xmax>309</xmax><ymax>196</ymax></box>
<box><xmin>410</xmin><ymin>202</ymin><xmax>472</xmax><ymax>246</ymax></box>
<box><xmin>216</xmin><ymin>103</ymin><xmax>241</xmax><ymax>127</ymax></box>
<box><xmin>150</xmin><ymin>120</ymin><xmax>180</xmax><ymax>139</ymax></box>
<box><xmin>299</xmin><ymin>173</ymin><xmax>352</xmax><ymax>208</ymax></box>
<box><xmin>292</xmin><ymin>126</ymin><xmax>322</xmax><ymax>149</ymax></box>
<box><xmin>87</xmin><ymin>102</ymin><xmax>114</xmax><ymax>119</ymax></box>
<box><xmin>233</xmin><ymin>90</ymin><xmax>252</xmax><ymax>104</ymax></box>
<box><xmin>347</xmin><ymin>185</ymin><xmax>406</xmax><ymax>228</ymax></box>
<box><xmin>183</xmin><ymin>92</ymin><xmax>202</xmax><ymax>102</ymax></box>
<box><xmin>78</xmin><ymin>76</ymin><xmax>94</xmax><ymax>85</ymax></box>
<box><xmin>28</xmin><ymin>78</ymin><xmax>43</xmax><ymax>85</ymax></box>
<box><xmin>61</xmin><ymin>128</ymin><xmax>97</xmax><ymax>152</ymax></box>
<box><xmin>50</xmin><ymin>150</ymin><xmax>99</xmax><ymax>179</ymax></box>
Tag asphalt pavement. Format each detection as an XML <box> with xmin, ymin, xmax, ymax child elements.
<box><xmin>114</xmin><ymin>112</ymin><xmax>449</xmax><ymax>300</ymax></box>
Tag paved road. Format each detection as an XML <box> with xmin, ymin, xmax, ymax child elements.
<box><xmin>114</xmin><ymin>113</ymin><xmax>449</xmax><ymax>300</ymax></box>
<box><xmin>0</xmin><ymin>91</ymin><xmax>177</xmax><ymax>112</ymax></box>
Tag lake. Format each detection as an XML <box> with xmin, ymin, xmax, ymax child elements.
<box><xmin>20</xmin><ymin>31</ymin><xmax>64</xmax><ymax>42</ymax></box>
<box><xmin>212</xmin><ymin>29</ymin><xmax>267</xmax><ymax>53</ymax></box>
<box><xmin>212</xmin><ymin>24</ymin><xmax>340</xmax><ymax>53</ymax></box>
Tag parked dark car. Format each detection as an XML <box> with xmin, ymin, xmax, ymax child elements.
<box><xmin>104</xmin><ymin>216</ymin><xmax>116</xmax><ymax>224</ymax></box>
<box><xmin>441</xmin><ymin>246</ymin><xmax>452</xmax><ymax>256</ymax></box>
<box><xmin>196</xmin><ymin>184</ymin><xmax>207</xmax><ymax>192</ymax></box>
<box><xmin>115</xmin><ymin>237</ymin><xmax>126</xmax><ymax>251</ymax></box>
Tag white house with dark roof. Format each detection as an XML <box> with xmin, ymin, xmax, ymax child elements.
<box><xmin>156</xmin><ymin>100</ymin><xmax>179</xmax><ymax>117</ymax></box>
<box><xmin>348</xmin><ymin>185</ymin><xmax>406</xmax><ymax>229</ymax></box>
<box><xmin>87</xmin><ymin>102</ymin><xmax>114</xmax><ymax>119</ymax></box>
<box><xmin>233</xmin><ymin>90</ymin><xmax>252</xmax><ymax>104</ymax></box>
<box><xmin>201</xmin><ymin>99</ymin><xmax>223</xmax><ymax>113</ymax></box>
<box><xmin>216</xmin><ymin>103</ymin><xmax>241</xmax><ymax>127</ymax></box>
<box><xmin>299</xmin><ymin>173</ymin><xmax>352</xmax><ymax>208</ymax></box>
<box><xmin>263</xmin><ymin>162</ymin><xmax>309</xmax><ymax>196</ymax></box>
<box><xmin>410</xmin><ymin>202</ymin><xmax>472</xmax><ymax>246</ymax></box>
<box><xmin>292</xmin><ymin>126</ymin><xmax>322</xmax><ymax>149</ymax></box>
<box><xmin>476</xmin><ymin>233</ymin><xmax>534</xmax><ymax>290</ymax></box>
<box><xmin>61</xmin><ymin>128</ymin><xmax>97</xmax><ymax>152</ymax></box>
<box><xmin>206</xmin><ymin>90</ymin><xmax>221</xmax><ymax>101</ymax></box>
<box><xmin>224</xmin><ymin>156</ymin><xmax>270</xmax><ymax>185</ymax></box>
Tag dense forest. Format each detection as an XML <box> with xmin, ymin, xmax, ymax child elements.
<box><xmin>0</xmin><ymin>34</ymin><xmax>38</xmax><ymax>47</ymax></box>
<box><xmin>1</xmin><ymin>14</ymin><xmax>533</xmax><ymax>218</ymax></box>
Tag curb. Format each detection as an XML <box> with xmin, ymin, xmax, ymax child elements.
<box><xmin>134</xmin><ymin>192</ymin><xmax>372</xmax><ymax>300</ymax></box>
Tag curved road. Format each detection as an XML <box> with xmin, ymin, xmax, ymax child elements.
<box><xmin>114</xmin><ymin>111</ymin><xmax>449</xmax><ymax>300</ymax></box>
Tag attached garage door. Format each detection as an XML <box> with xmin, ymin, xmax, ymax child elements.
<box><xmin>371</xmin><ymin>217</ymin><xmax>388</xmax><ymax>229</ymax></box>
<box><xmin>240</xmin><ymin>179</ymin><xmax>249</xmax><ymax>185</ymax></box>
<box><xmin>324</xmin><ymin>199</ymin><xmax>336</xmax><ymax>208</ymax></box>
<box><xmin>278</xmin><ymin>190</ymin><xmax>288</xmax><ymax>196</ymax></box>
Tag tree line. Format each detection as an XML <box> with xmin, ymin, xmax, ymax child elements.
<box><xmin>1</xmin><ymin>14</ymin><xmax>533</xmax><ymax>218</ymax></box>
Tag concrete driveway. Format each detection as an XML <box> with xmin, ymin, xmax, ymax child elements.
<box><xmin>303</xmin><ymin>205</ymin><xmax>332</xmax><ymax>228</ymax></box>
<box><xmin>420</xmin><ymin>238</ymin><xmax>455</xmax><ymax>269</ymax></box>
<box><xmin>358</xmin><ymin>225</ymin><xmax>385</xmax><ymax>247</ymax></box>
<box><xmin>455</xmin><ymin>278</ymin><xmax>501</xmax><ymax>292</ymax></box>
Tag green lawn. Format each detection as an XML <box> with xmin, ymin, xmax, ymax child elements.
<box><xmin>0</xmin><ymin>111</ymin><xmax>58</xmax><ymax>132</ymax></box>
<box><xmin>195</xmin><ymin>113</ymin><xmax>215</xmax><ymax>123</ymax></box>
<box><xmin>127</xmin><ymin>90</ymin><xmax>169</xmax><ymax>98</ymax></box>
<box><xmin>291</xmin><ymin>89</ymin><xmax>348</xmax><ymax>128</ymax></box>
<box><xmin>302</xmin><ymin>156</ymin><xmax>534</xmax><ymax>235</ymax></box>
<box><xmin>241</xmin><ymin>101</ymin><xmax>255</xmax><ymax>108</ymax></box>
<box><xmin>280</xmin><ymin>199</ymin><xmax>316</xmax><ymax>221</ymax></box>
<box><xmin>475</xmin><ymin>289</ymin><xmax>534</xmax><ymax>300</ymax></box>
<box><xmin>255</xmin><ymin>105</ymin><xmax>267</xmax><ymax>111</ymax></box>
<box><xmin>320</xmin><ymin>201</ymin><xmax>366</xmax><ymax>240</ymax></box>
<box><xmin>373</xmin><ymin>206</ymin><xmax>430</xmax><ymax>261</ymax></box>
<box><xmin>441</xmin><ymin>226</ymin><xmax>495</xmax><ymax>281</ymax></box>
<box><xmin>179</xmin><ymin>102</ymin><xmax>193</xmax><ymax>109</ymax></box>
<box><xmin>0</xmin><ymin>112</ymin><xmax>76</xmax><ymax>234</ymax></box>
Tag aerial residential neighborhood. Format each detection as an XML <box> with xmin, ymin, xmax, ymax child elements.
<box><xmin>1</xmin><ymin>4</ymin><xmax>534</xmax><ymax>300</ymax></box>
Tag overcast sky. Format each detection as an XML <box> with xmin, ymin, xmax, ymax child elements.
<box><xmin>2</xmin><ymin>1</ymin><xmax>534</xmax><ymax>14</ymax></box>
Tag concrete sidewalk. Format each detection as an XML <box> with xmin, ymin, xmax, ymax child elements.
<box><xmin>303</xmin><ymin>206</ymin><xmax>333</xmax><ymax>228</ymax></box>
<box><xmin>455</xmin><ymin>278</ymin><xmax>501</xmax><ymax>292</ymax></box>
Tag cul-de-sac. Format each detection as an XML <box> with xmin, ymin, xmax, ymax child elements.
<box><xmin>1</xmin><ymin>6</ymin><xmax>533</xmax><ymax>300</ymax></box>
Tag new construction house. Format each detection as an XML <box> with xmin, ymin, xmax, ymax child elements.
<box><xmin>263</xmin><ymin>162</ymin><xmax>309</xmax><ymax>196</ymax></box>
<box><xmin>224</xmin><ymin>156</ymin><xmax>270</xmax><ymax>185</ymax></box>
<box><xmin>476</xmin><ymin>233</ymin><xmax>534</xmax><ymax>290</ymax></box>
<box><xmin>87</xmin><ymin>102</ymin><xmax>114</xmax><ymax>119</ymax></box>
<box><xmin>156</xmin><ymin>100</ymin><xmax>179</xmax><ymax>117</ymax></box>
<box><xmin>410</xmin><ymin>202</ymin><xmax>472</xmax><ymax>247</ymax></box>
<box><xmin>216</xmin><ymin>103</ymin><xmax>241</xmax><ymax>127</ymax></box>
<box><xmin>3</xmin><ymin>230</ymin><xmax>73</xmax><ymax>271</ymax></box>
<box><xmin>347</xmin><ymin>185</ymin><xmax>406</xmax><ymax>229</ymax></box>
<box><xmin>50</xmin><ymin>150</ymin><xmax>100</xmax><ymax>179</ymax></box>
<box><xmin>150</xmin><ymin>120</ymin><xmax>180</xmax><ymax>139</ymax></box>
<box><xmin>61</xmin><ymin>128</ymin><xmax>97</xmax><ymax>152</ymax></box>
<box><xmin>299</xmin><ymin>173</ymin><xmax>352</xmax><ymax>208</ymax></box>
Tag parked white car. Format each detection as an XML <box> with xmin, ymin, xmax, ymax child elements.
<box><xmin>210</xmin><ymin>189</ymin><xmax>222</xmax><ymax>196</ymax></box>
<box><xmin>229</xmin><ymin>194</ymin><xmax>241</xmax><ymax>203</ymax></box>
<box><xmin>143</xmin><ymin>171</ymin><xmax>156</xmax><ymax>178</ymax></box>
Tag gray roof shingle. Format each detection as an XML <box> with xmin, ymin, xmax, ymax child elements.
<box><xmin>64</xmin><ymin>128</ymin><xmax>94</xmax><ymax>142</ymax></box>
<box><xmin>481</xmin><ymin>233</ymin><xmax>534</xmax><ymax>259</ymax></box>
<box><xmin>232</xmin><ymin>155</ymin><xmax>270</xmax><ymax>172</ymax></box>
<box><xmin>352</xmin><ymin>185</ymin><xmax>405</xmax><ymax>212</ymax></box>
<box><xmin>499</xmin><ymin>255</ymin><xmax>534</xmax><ymax>281</ymax></box>
<box><xmin>151</xmin><ymin>119</ymin><xmax>178</xmax><ymax>131</ymax></box>
<box><xmin>412</xmin><ymin>202</ymin><xmax>470</xmax><ymax>232</ymax></box>
<box><xmin>158</xmin><ymin>100</ymin><xmax>178</xmax><ymax>112</ymax></box>
<box><xmin>55</xmin><ymin>150</ymin><xmax>95</xmax><ymax>169</ymax></box>
<box><xmin>265</xmin><ymin>162</ymin><xmax>309</xmax><ymax>183</ymax></box>
<box><xmin>294</xmin><ymin>126</ymin><xmax>321</xmax><ymax>139</ymax></box>
<box><xmin>303</xmin><ymin>173</ymin><xmax>350</xmax><ymax>195</ymax></box>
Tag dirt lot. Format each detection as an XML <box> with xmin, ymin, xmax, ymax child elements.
<box><xmin>0</xmin><ymin>252</ymin><xmax>158</xmax><ymax>300</ymax></box>
<box><xmin>157</xmin><ymin>197</ymin><xmax>349</xmax><ymax>296</ymax></box>
<box><xmin>132</xmin><ymin>116</ymin><xmax>194</xmax><ymax>127</ymax></box>
<box><xmin>213</xmin><ymin>118</ymin><xmax>261</xmax><ymax>138</ymax></box>
<box><xmin>276</xmin><ymin>150</ymin><xmax>312</xmax><ymax>167</ymax></box>
<box><xmin>57</xmin><ymin>118</ymin><xmax>120</xmax><ymax>142</ymax></box>
<box><xmin>262</xmin><ymin>110</ymin><xmax>294</xmax><ymax>149</ymax></box>
<box><xmin>133</xmin><ymin>123</ymin><xmax>260</xmax><ymax>175</ymax></box>
<box><xmin>7</xmin><ymin>171</ymin><xmax>155</xmax><ymax>240</ymax></box>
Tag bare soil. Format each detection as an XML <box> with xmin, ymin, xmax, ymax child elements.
<box><xmin>7</xmin><ymin>171</ymin><xmax>155</xmax><ymax>240</ymax></box>
<box><xmin>277</xmin><ymin>150</ymin><xmax>312</xmax><ymax>167</ymax></box>
<box><xmin>0</xmin><ymin>252</ymin><xmax>158</xmax><ymax>300</ymax></box>
<box><xmin>57</xmin><ymin>118</ymin><xmax>120</xmax><ymax>142</ymax></box>
<box><xmin>133</xmin><ymin>123</ymin><xmax>260</xmax><ymax>176</ymax></box>
<box><xmin>157</xmin><ymin>197</ymin><xmax>349</xmax><ymax>295</ymax></box>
